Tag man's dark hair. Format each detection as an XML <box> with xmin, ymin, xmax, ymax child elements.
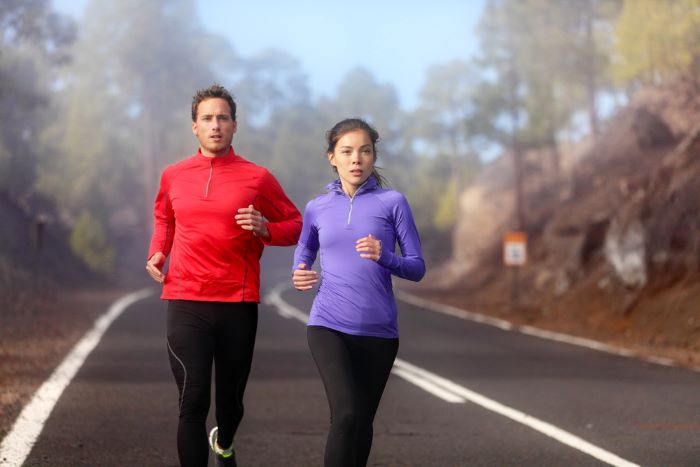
<box><xmin>191</xmin><ymin>84</ymin><xmax>236</xmax><ymax>122</ymax></box>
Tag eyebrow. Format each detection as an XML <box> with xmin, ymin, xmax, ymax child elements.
<box><xmin>199</xmin><ymin>113</ymin><xmax>231</xmax><ymax>118</ymax></box>
<box><xmin>339</xmin><ymin>144</ymin><xmax>372</xmax><ymax>150</ymax></box>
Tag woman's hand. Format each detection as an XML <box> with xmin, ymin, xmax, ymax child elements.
<box><xmin>236</xmin><ymin>204</ymin><xmax>270</xmax><ymax>240</ymax></box>
<box><xmin>356</xmin><ymin>234</ymin><xmax>381</xmax><ymax>261</ymax></box>
<box><xmin>293</xmin><ymin>263</ymin><xmax>318</xmax><ymax>291</ymax></box>
<box><xmin>146</xmin><ymin>252</ymin><xmax>166</xmax><ymax>283</ymax></box>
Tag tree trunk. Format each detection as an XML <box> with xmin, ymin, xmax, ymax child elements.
<box><xmin>143</xmin><ymin>104</ymin><xmax>155</xmax><ymax>235</ymax></box>
<box><xmin>584</xmin><ymin>1</ymin><xmax>600</xmax><ymax>141</ymax></box>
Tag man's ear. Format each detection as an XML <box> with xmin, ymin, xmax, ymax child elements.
<box><xmin>192</xmin><ymin>121</ymin><xmax>197</xmax><ymax>135</ymax></box>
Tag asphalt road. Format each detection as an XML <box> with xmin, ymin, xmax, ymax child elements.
<box><xmin>16</xmin><ymin>250</ymin><xmax>700</xmax><ymax>466</ymax></box>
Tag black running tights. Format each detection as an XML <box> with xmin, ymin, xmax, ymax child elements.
<box><xmin>307</xmin><ymin>325</ymin><xmax>399</xmax><ymax>467</ymax></box>
<box><xmin>166</xmin><ymin>300</ymin><xmax>258</xmax><ymax>467</ymax></box>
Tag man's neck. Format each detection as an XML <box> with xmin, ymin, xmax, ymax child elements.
<box><xmin>200</xmin><ymin>147</ymin><xmax>230</xmax><ymax>158</ymax></box>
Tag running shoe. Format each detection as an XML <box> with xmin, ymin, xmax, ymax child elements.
<box><xmin>208</xmin><ymin>426</ymin><xmax>237</xmax><ymax>467</ymax></box>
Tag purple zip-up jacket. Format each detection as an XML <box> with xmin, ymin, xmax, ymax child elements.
<box><xmin>293</xmin><ymin>176</ymin><xmax>425</xmax><ymax>338</ymax></box>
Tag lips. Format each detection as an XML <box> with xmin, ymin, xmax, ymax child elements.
<box><xmin>350</xmin><ymin>170</ymin><xmax>363</xmax><ymax>176</ymax></box>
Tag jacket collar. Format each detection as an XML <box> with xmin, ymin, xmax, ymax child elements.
<box><xmin>193</xmin><ymin>146</ymin><xmax>238</xmax><ymax>166</ymax></box>
<box><xmin>326</xmin><ymin>175</ymin><xmax>379</xmax><ymax>196</ymax></box>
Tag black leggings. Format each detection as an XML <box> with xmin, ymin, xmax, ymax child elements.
<box><xmin>166</xmin><ymin>300</ymin><xmax>258</xmax><ymax>467</ymax></box>
<box><xmin>307</xmin><ymin>325</ymin><xmax>399</xmax><ymax>467</ymax></box>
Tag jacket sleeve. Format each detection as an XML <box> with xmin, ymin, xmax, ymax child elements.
<box><xmin>147</xmin><ymin>168</ymin><xmax>175</xmax><ymax>259</ymax></box>
<box><xmin>376</xmin><ymin>193</ymin><xmax>426</xmax><ymax>282</ymax></box>
<box><xmin>257</xmin><ymin>169</ymin><xmax>302</xmax><ymax>246</ymax></box>
<box><xmin>292</xmin><ymin>200</ymin><xmax>319</xmax><ymax>272</ymax></box>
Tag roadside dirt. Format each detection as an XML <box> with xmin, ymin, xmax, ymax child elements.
<box><xmin>408</xmin><ymin>272</ymin><xmax>700</xmax><ymax>371</ymax></box>
<box><xmin>0</xmin><ymin>287</ymin><xmax>132</xmax><ymax>441</ymax></box>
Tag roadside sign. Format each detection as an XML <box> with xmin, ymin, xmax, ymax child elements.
<box><xmin>503</xmin><ymin>231</ymin><xmax>527</xmax><ymax>266</ymax></box>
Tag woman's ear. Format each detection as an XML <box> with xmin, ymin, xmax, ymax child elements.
<box><xmin>327</xmin><ymin>152</ymin><xmax>335</xmax><ymax>167</ymax></box>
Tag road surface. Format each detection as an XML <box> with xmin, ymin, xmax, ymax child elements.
<box><xmin>5</xmin><ymin>251</ymin><xmax>700</xmax><ymax>466</ymax></box>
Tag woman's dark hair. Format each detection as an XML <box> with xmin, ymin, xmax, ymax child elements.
<box><xmin>326</xmin><ymin>118</ymin><xmax>387</xmax><ymax>187</ymax></box>
<box><xmin>191</xmin><ymin>84</ymin><xmax>236</xmax><ymax>122</ymax></box>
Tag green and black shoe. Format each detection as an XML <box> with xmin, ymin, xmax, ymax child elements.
<box><xmin>208</xmin><ymin>426</ymin><xmax>237</xmax><ymax>467</ymax></box>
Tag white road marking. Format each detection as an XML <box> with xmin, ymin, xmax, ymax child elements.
<box><xmin>393</xmin><ymin>359</ymin><xmax>640</xmax><ymax>467</ymax></box>
<box><xmin>0</xmin><ymin>288</ymin><xmax>153</xmax><ymax>467</ymax></box>
<box><xmin>390</xmin><ymin>367</ymin><xmax>466</xmax><ymax>403</ymax></box>
<box><xmin>396</xmin><ymin>289</ymin><xmax>697</xmax><ymax>371</ymax></box>
<box><xmin>267</xmin><ymin>283</ymin><xmax>640</xmax><ymax>467</ymax></box>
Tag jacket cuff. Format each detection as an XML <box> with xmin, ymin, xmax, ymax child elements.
<box><xmin>377</xmin><ymin>246</ymin><xmax>396</xmax><ymax>269</ymax></box>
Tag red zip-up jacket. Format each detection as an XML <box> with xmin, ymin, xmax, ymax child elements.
<box><xmin>148</xmin><ymin>147</ymin><xmax>301</xmax><ymax>302</ymax></box>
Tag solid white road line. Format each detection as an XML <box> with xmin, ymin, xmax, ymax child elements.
<box><xmin>267</xmin><ymin>283</ymin><xmax>640</xmax><ymax>467</ymax></box>
<box><xmin>396</xmin><ymin>289</ymin><xmax>694</xmax><ymax>371</ymax></box>
<box><xmin>0</xmin><ymin>288</ymin><xmax>153</xmax><ymax>467</ymax></box>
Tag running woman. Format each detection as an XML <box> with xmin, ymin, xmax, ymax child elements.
<box><xmin>292</xmin><ymin>118</ymin><xmax>425</xmax><ymax>467</ymax></box>
<box><xmin>146</xmin><ymin>84</ymin><xmax>302</xmax><ymax>467</ymax></box>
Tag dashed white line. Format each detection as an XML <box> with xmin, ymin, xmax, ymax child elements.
<box><xmin>0</xmin><ymin>288</ymin><xmax>153</xmax><ymax>467</ymax></box>
<box><xmin>393</xmin><ymin>359</ymin><xmax>639</xmax><ymax>467</ymax></box>
<box><xmin>266</xmin><ymin>283</ymin><xmax>640</xmax><ymax>467</ymax></box>
<box><xmin>390</xmin><ymin>367</ymin><xmax>466</xmax><ymax>403</ymax></box>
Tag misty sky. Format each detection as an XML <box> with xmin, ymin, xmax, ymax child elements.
<box><xmin>52</xmin><ymin>0</ymin><xmax>485</xmax><ymax>110</ymax></box>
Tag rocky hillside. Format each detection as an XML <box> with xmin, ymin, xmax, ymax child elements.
<box><xmin>417</xmin><ymin>81</ymin><xmax>700</xmax><ymax>367</ymax></box>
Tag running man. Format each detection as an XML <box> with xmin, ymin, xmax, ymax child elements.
<box><xmin>146</xmin><ymin>84</ymin><xmax>302</xmax><ymax>467</ymax></box>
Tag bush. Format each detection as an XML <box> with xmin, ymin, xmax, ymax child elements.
<box><xmin>69</xmin><ymin>211</ymin><xmax>115</xmax><ymax>273</ymax></box>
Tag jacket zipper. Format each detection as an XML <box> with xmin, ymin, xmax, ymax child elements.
<box><xmin>344</xmin><ymin>179</ymin><xmax>369</xmax><ymax>225</ymax></box>
<box><xmin>347</xmin><ymin>194</ymin><xmax>355</xmax><ymax>225</ymax></box>
<box><xmin>205</xmin><ymin>160</ymin><xmax>213</xmax><ymax>197</ymax></box>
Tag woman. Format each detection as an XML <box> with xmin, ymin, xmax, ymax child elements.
<box><xmin>292</xmin><ymin>118</ymin><xmax>425</xmax><ymax>466</ymax></box>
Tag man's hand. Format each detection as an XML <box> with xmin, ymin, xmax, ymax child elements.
<box><xmin>292</xmin><ymin>263</ymin><xmax>318</xmax><ymax>291</ymax></box>
<box><xmin>146</xmin><ymin>252</ymin><xmax>166</xmax><ymax>283</ymax></box>
<box><xmin>356</xmin><ymin>234</ymin><xmax>382</xmax><ymax>261</ymax></box>
<box><xmin>236</xmin><ymin>204</ymin><xmax>270</xmax><ymax>240</ymax></box>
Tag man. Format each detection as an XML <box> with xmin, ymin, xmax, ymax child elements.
<box><xmin>146</xmin><ymin>84</ymin><xmax>302</xmax><ymax>467</ymax></box>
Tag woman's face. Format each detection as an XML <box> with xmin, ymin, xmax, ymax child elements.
<box><xmin>328</xmin><ymin>129</ymin><xmax>375</xmax><ymax>196</ymax></box>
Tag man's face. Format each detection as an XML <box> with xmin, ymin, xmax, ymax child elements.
<box><xmin>192</xmin><ymin>98</ymin><xmax>236</xmax><ymax>157</ymax></box>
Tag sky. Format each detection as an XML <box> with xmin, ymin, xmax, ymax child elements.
<box><xmin>52</xmin><ymin>0</ymin><xmax>486</xmax><ymax>110</ymax></box>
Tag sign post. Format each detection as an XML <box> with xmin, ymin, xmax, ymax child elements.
<box><xmin>503</xmin><ymin>231</ymin><xmax>527</xmax><ymax>308</ymax></box>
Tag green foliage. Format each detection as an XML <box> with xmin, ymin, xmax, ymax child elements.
<box><xmin>233</xmin><ymin>49</ymin><xmax>311</xmax><ymax>127</ymax></box>
<box><xmin>474</xmin><ymin>0</ymin><xmax>623</xmax><ymax>149</ymax></box>
<box><xmin>69</xmin><ymin>210</ymin><xmax>115</xmax><ymax>273</ymax></box>
<box><xmin>9</xmin><ymin>0</ymin><xmax>694</xmax><ymax>276</ymax></box>
<box><xmin>327</xmin><ymin>68</ymin><xmax>401</xmax><ymax>132</ymax></box>
<box><xmin>413</xmin><ymin>60</ymin><xmax>479</xmax><ymax>157</ymax></box>
<box><xmin>0</xmin><ymin>1</ymin><xmax>75</xmax><ymax>197</ymax></box>
<box><xmin>36</xmin><ymin>0</ymin><xmax>238</xmax><ymax>273</ymax></box>
<box><xmin>613</xmin><ymin>0</ymin><xmax>700</xmax><ymax>85</ymax></box>
<box><xmin>0</xmin><ymin>0</ymin><xmax>75</xmax><ymax>64</ymax></box>
<box><xmin>263</xmin><ymin>104</ymin><xmax>331</xmax><ymax>205</ymax></box>
<box><xmin>434</xmin><ymin>177</ymin><xmax>458</xmax><ymax>232</ymax></box>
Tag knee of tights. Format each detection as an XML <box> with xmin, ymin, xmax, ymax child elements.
<box><xmin>178</xmin><ymin>388</ymin><xmax>211</xmax><ymax>420</ymax></box>
<box><xmin>332</xmin><ymin>410</ymin><xmax>360</xmax><ymax>434</ymax></box>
